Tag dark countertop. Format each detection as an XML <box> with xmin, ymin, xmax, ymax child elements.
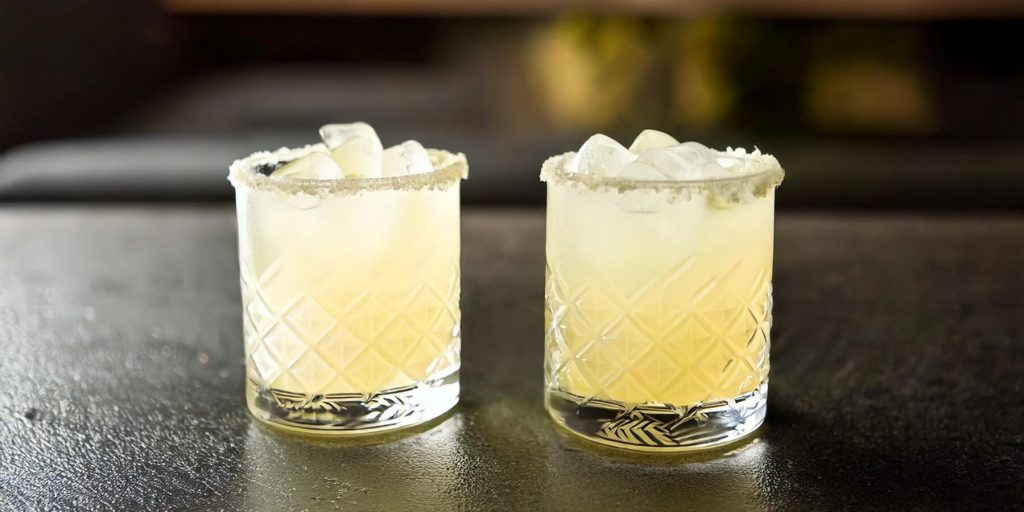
<box><xmin>0</xmin><ymin>206</ymin><xmax>1021</xmax><ymax>511</ymax></box>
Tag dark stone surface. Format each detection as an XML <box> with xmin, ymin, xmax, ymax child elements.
<box><xmin>0</xmin><ymin>206</ymin><xmax>1021</xmax><ymax>511</ymax></box>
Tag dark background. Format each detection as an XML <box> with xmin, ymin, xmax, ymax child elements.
<box><xmin>1</xmin><ymin>0</ymin><xmax>1022</xmax><ymax>207</ymax></box>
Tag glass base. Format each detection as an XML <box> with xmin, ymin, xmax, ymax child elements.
<box><xmin>545</xmin><ymin>384</ymin><xmax>766</xmax><ymax>452</ymax></box>
<box><xmin>247</xmin><ymin>368</ymin><xmax>459</xmax><ymax>436</ymax></box>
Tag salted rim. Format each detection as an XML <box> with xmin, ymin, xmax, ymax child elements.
<box><xmin>540</xmin><ymin>152</ymin><xmax>784</xmax><ymax>195</ymax></box>
<box><xmin>228</xmin><ymin>143</ymin><xmax>468</xmax><ymax>195</ymax></box>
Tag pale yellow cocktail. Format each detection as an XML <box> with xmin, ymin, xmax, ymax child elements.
<box><xmin>542</xmin><ymin>131</ymin><xmax>783</xmax><ymax>450</ymax></box>
<box><xmin>230</xmin><ymin>124</ymin><xmax>466</xmax><ymax>434</ymax></box>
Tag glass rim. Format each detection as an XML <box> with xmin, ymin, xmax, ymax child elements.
<box><xmin>540</xmin><ymin>152</ymin><xmax>785</xmax><ymax>192</ymax></box>
<box><xmin>228</xmin><ymin>143</ymin><xmax>468</xmax><ymax>195</ymax></box>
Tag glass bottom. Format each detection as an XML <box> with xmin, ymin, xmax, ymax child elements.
<box><xmin>545</xmin><ymin>384</ymin><xmax>766</xmax><ymax>452</ymax></box>
<box><xmin>247</xmin><ymin>368</ymin><xmax>459</xmax><ymax>436</ymax></box>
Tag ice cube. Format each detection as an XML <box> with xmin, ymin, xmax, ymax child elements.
<box><xmin>716</xmin><ymin>156</ymin><xmax>740</xmax><ymax>169</ymax></box>
<box><xmin>628</xmin><ymin>129</ymin><xmax>679</xmax><ymax>154</ymax></box>
<box><xmin>702</xmin><ymin>160</ymin><xmax>738</xmax><ymax>179</ymax></box>
<box><xmin>620</xmin><ymin>147</ymin><xmax>696</xmax><ymax>180</ymax></box>
<box><xmin>271</xmin><ymin>151</ymin><xmax>343</xmax><ymax>180</ymax></box>
<box><xmin>382</xmin><ymin>140</ymin><xmax>433</xmax><ymax>177</ymax></box>
<box><xmin>618</xmin><ymin>141</ymin><xmax>723</xmax><ymax>180</ymax></box>
<box><xmin>567</xmin><ymin>130</ymin><xmax>768</xmax><ymax>181</ymax></box>
<box><xmin>570</xmin><ymin>134</ymin><xmax>636</xmax><ymax>177</ymax></box>
<box><xmin>616</xmin><ymin>160</ymin><xmax>672</xmax><ymax>180</ymax></box>
<box><xmin>319</xmin><ymin>122</ymin><xmax>383</xmax><ymax>178</ymax></box>
<box><xmin>676</xmin><ymin>141</ymin><xmax>716</xmax><ymax>160</ymax></box>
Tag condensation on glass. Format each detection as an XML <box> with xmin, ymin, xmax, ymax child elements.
<box><xmin>541</xmin><ymin>155</ymin><xmax>783</xmax><ymax>451</ymax></box>
<box><xmin>229</xmin><ymin>145</ymin><xmax>467</xmax><ymax>435</ymax></box>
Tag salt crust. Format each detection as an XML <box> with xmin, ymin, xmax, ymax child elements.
<box><xmin>540</xmin><ymin>152</ymin><xmax>784</xmax><ymax>204</ymax></box>
<box><xmin>229</xmin><ymin>143</ymin><xmax>467</xmax><ymax>196</ymax></box>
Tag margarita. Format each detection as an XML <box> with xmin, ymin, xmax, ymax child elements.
<box><xmin>542</xmin><ymin>130</ymin><xmax>783</xmax><ymax>450</ymax></box>
<box><xmin>229</xmin><ymin>123</ymin><xmax>467</xmax><ymax>435</ymax></box>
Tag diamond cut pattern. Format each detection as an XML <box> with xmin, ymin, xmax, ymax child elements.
<box><xmin>241</xmin><ymin>256</ymin><xmax>460</xmax><ymax>395</ymax></box>
<box><xmin>546</xmin><ymin>255</ymin><xmax>771</xmax><ymax>406</ymax></box>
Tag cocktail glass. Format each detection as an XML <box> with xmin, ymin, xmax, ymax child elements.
<box><xmin>542</xmin><ymin>151</ymin><xmax>783</xmax><ymax>451</ymax></box>
<box><xmin>229</xmin><ymin>144</ymin><xmax>467</xmax><ymax>435</ymax></box>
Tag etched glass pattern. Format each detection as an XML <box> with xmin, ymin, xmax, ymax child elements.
<box><xmin>544</xmin><ymin>179</ymin><xmax>776</xmax><ymax>451</ymax></box>
<box><xmin>231</xmin><ymin>153</ymin><xmax>464</xmax><ymax>435</ymax></box>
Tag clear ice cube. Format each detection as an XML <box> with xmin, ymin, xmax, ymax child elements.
<box><xmin>617</xmin><ymin>141</ymin><xmax>729</xmax><ymax>180</ymax></box>
<box><xmin>319</xmin><ymin>122</ymin><xmax>383</xmax><ymax>178</ymax></box>
<box><xmin>628</xmin><ymin>129</ymin><xmax>679</xmax><ymax>154</ymax></box>
<box><xmin>271</xmin><ymin>151</ymin><xmax>343</xmax><ymax>180</ymax></box>
<box><xmin>570</xmin><ymin>134</ymin><xmax>636</xmax><ymax>177</ymax></box>
<box><xmin>616</xmin><ymin>160</ymin><xmax>671</xmax><ymax>180</ymax></box>
<box><xmin>569</xmin><ymin>130</ymin><xmax>770</xmax><ymax>181</ymax></box>
<box><xmin>382</xmin><ymin>140</ymin><xmax>432</xmax><ymax>177</ymax></box>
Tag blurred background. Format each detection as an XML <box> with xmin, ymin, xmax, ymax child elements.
<box><xmin>1</xmin><ymin>0</ymin><xmax>1022</xmax><ymax>208</ymax></box>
